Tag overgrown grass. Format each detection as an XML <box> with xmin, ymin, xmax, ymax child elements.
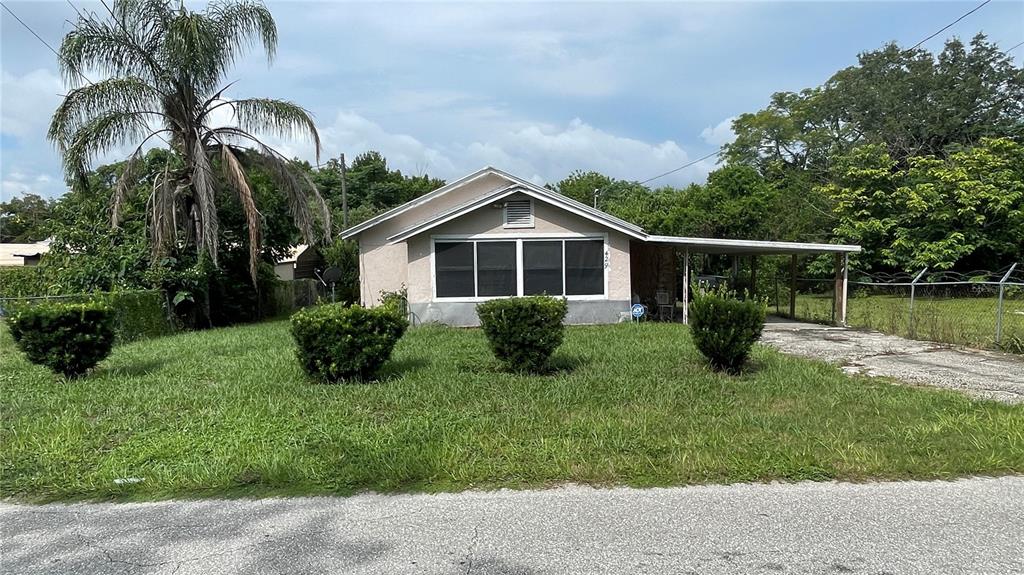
<box><xmin>793</xmin><ymin>293</ymin><xmax>1024</xmax><ymax>353</ymax></box>
<box><xmin>2</xmin><ymin>320</ymin><xmax>1022</xmax><ymax>501</ymax></box>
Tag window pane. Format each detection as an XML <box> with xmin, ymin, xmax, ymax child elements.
<box><xmin>477</xmin><ymin>242</ymin><xmax>516</xmax><ymax>296</ymax></box>
<box><xmin>435</xmin><ymin>242</ymin><xmax>475</xmax><ymax>297</ymax></box>
<box><xmin>565</xmin><ymin>240</ymin><xmax>604</xmax><ymax>295</ymax></box>
<box><xmin>523</xmin><ymin>241</ymin><xmax>563</xmax><ymax>296</ymax></box>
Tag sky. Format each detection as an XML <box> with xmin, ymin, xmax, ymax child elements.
<box><xmin>1</xmin><ymin>1</ymin><xmax>1022</xmax><ymax>200</ymax></box>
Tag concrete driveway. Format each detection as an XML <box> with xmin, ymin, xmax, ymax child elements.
<box><xmin>761</xmin><ymin>319</ymin><xmax>1024</xmax><ymax>404</ymax></box>
<box><xmin>2</xmin><ymin>477</ymin><xmax>1023</xmax><ymax>575</ymax></box>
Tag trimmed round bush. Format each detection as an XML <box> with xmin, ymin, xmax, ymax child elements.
<box><xmin>5</xmin><ymin>301</ymin><xmax>116</xmax><ymax>377</ymax></box>
<box><xmin>290</xmin><ymin>304</ymin><xmax>408</xmax><ymax>382</ymax></box>
<box><xmin>476</xmin><ymin>296</ymin><xmax>568</xmax><ymax>373</ymax></box>
<box><xmin>688</xmin><ymin>287</ymin><xmax>767</xmax><ymax>373</ymax></box>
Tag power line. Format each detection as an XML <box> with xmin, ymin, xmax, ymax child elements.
<box><xmin>908</xmin><ymin>0</ymin><xmax>991</xmax><ymax>51</ymax></box>
<box><xmin>1006</xmin><ymin>40</ymin><xmax>1024</xmax><ymax>52</ymax></box>
<box><xmin>638</xmin><ymin>150</ymin><xmax>720</xmax><ymax>186</ymax></box>
<box><xmin>0</xmin><ymin>1</ymin><xmax>93</xmax><ymax>85</ymax></box>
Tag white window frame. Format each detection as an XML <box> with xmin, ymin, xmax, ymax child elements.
<box><xmin>502</xmin><ymin>199</ymin><xmax>534</xmax><ymax>229</ymax></box>
<box><xmin>430</xmin><ymin>233</ymin><xmax>610</xmax><ymax>302</ymax></box>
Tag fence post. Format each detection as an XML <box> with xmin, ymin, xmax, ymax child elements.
<box><xmin>908</xmin><ymin>267</ymin><xmax>928</xmax><ymax>339</ymax></box>
<box><xmin>996</xmin><ymin>262</ymin><xmax>1018</xmax><ymax>346</ymax></box>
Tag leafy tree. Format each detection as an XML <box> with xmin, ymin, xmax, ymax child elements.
<box><xmin>825</xmin><ymin>138</ymin><xmax>1024</xmax><ymax>271</ymax></box>
<box><xmin>0</xmin><ymin>194</ymin><xmax>54</xmax><ymax>243</ymax></box>
<box><xmin>725</xmin><ymin>35</ymin><xmax>1023</xmax><ymax>176</ymax></box>
<box><xmin>313</xmin><ymin>151</ymin><xmax>444</xmax><ymax>225</ymax></box>
<box><xmin>48</xmin><ymin>0</ymin><xmax>331</xmax><ymax>284</ymax></box>
<box><xmin>549</xmin><ymin>170</ymin><xmax>615</xmax><ymax>206</ymax></box>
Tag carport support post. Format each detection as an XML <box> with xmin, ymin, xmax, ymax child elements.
<box><xmin>789</xmin><ymin>254</ymin><xmax>797</xmax><ymax>319</ymax></box>
<box><xmin>682</xmin><ymin>248</ymin><xmax>690</xmax><ymax>325</ymax></box>
<box><xmin>834</xmin><ymin>252</ymin><xmax>848</xmax><ymax>327</ymax></box>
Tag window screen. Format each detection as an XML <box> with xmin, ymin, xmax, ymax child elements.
<box><xmin>435</xmin><ymin>242</ymin><xmax>475</xmax><ymax>297</ymax></box>
<box><xmin>565</xmin><ymin>240</ymin><xmax>604</xmax><ymax>295</ymax></box>
<box><xmin>523</xmin><ymin>241</ymin><xmax>563</xmax><ymax>296</ymax></box>
<box><xmin>476</xmin><ymin>242</ymin><xmax>516</xmax><ymax>296</ymax></box>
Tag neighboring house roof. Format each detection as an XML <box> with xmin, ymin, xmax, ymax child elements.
<box><xmin>0</xmin><ymin>240</ymin><xmax>51</xmax><ymax>266</ymax></box>
<box><xmin>341</xmin><ymin>166</ymin><xmax>861</xmax><ymax>255</ymax></box>
<box><xmin>276</xmin><ymin>244</ymin><xmax>310</xmax><ymax>265</ymax></box>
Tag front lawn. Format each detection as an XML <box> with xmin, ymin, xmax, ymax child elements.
<box><xmin>2</xmin><ymin>321</ymin><xmax>1022</xmax><ymax>500</ymax></box>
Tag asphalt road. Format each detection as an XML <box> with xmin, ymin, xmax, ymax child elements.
<box><xmin>3</xmin><ymin>477</ymin><xmax>1022</xmax><ymax>575</ymax></box>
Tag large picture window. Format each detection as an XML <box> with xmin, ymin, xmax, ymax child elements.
<box><xmin>435</xmin><ymin>242</ymin><xmax>475</xmax><ymax>298</ymax></box>
<box><xmin>434</xmin><ymin>237</ymin><xmax>607</xmax><ymax>300</ymax></box>
<box><xmin>523</xmin><ymin>241</ymin><xmax>563</xmax><ymax>296</ymax></box>
<box><xmin>476</xmin><ymin>242</ymin><xmax>517</xmax><ymax>296</ymax></box>
<box><xmin>565</xmin><ymin>240</ymin><xmax>604</xmax><ymax>295</ymax></box>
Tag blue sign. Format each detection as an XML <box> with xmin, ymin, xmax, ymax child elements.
<box><xmin>631</xmin><ymin>303</ymin><xmax>645</xmax><ymax>319</ymax></box>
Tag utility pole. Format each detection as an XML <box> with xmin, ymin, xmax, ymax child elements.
<box><xmin>340</xmin><ymin>152</ymin><xmax>349</xmax><ymax>229</ymax></box>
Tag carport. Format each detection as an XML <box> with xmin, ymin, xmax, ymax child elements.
<box><xmin>630</xmin><ymin>236</ymin><xmax>862</xmax><ymax>326</ymax></box>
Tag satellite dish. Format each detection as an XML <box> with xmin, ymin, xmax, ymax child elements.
<box><xmin>322</xmin><ymin>266</ymin><xmax>343</xmax><ymax>284</ymax></box>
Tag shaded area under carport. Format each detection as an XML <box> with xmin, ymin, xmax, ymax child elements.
<box><xmin>630</xmin><ymin>235</ymin><xmax>861</xmax><ymax>326</ymax></box>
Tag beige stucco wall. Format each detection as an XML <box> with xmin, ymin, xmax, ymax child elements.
<box><xmin>359</xmin><ymin>241</ymin><xmax>408</xmax><ymax>306</ymax></box>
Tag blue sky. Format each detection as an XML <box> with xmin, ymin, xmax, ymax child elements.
<box><xmin>2</xmin><ymin>1</ymin><xmax>1022</xmax><ymax>199</ymax></box>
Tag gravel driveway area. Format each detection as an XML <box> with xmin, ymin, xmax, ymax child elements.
<box><xmin>761</xmin><ymin>319</ymin><xmax>1024</xmax><ymax>403</ymax></box>
<box><xmin>3</xmin><ymin>477</ymin><xmax>1023</xmax><ymax>575</ymax></box>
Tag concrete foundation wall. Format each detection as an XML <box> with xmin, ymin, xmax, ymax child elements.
<box><xmin>409</xmin><ymin>300</ymin><xmax>632</xmax><ymax>327</ymax></box>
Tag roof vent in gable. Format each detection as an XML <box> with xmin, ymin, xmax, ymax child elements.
<box><xmin>503</xmin><ymin>199</ymin><xmax>533</xmax><ymax>228</ymax></box>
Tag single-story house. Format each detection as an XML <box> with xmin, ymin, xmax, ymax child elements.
<box><xmin>274</xmin><ymin>245</ymin><xmax>323</xmax><ymax>281</ymax></box>
<box><xmin>342</xmin><ymin>167</ymin><xmax>860</xmax><ymax>327</ymax></box>
<box><xmin>0</xmin><ymin>240</ymin><xmax>50</xmax><ymax>267</ymax></box>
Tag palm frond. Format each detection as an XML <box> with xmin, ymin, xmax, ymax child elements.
<box><xmin>59</xmin><ymin>7</ymin><xmax>167</xmax><ymax>88</ymax></box>
<box><xmin>61</xmin><ymin>111</ymin><xmax>153</xmax><ymax>179</ymax></box>
<box><xmin>147</xmin><ymin>161</ymin><xmax>177</xmax><ymax>260</ymax></box>
<box><xmin>48</xmin><ymin>77</ymin><xmax>167</xmax><ymax>147</ymax></box>
<box><xmin>216</xmin><ymin>97</ymin><xmax>322</xmax><ymax>161</ymax></box>
<box><xmin>219</xmin><ymin>144</ymin><xmax>262</xmax><ymax>284</ymax></box>
<box><xmin>189</xmin><ymin>133</ymin><xmax>219</xmax><ymax>265</ymax></box>
<box><xmin>209</xmin><ymin>0</ymin><xmax>277</xmax><ymax>65</ymax></box>
<box><xmin>212</xmin><ymin>127</ymin><xmax>330</xmax><ymax>245</ymax></box>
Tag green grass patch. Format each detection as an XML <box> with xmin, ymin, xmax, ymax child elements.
<box><xmin>793</xmin><ymin>293</ymin><xmax>1024</xmax><ymax>353</ymax></box>
<box><xmin>2</xmin><ymin>320</ymin><xmax>1022</xmax><ymax>501</ymax></box>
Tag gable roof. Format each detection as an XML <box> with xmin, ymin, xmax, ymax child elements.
<box><xmin>340</xmin><ymin>166</ymin><xmax>645</xmax><ymax>242</ymax></box>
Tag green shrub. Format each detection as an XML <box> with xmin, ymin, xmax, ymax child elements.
<box><xmin>476</xmin><ymin>296</ymin><xmax>568</xmax><ymax>373</ymax></box>
<box><xmin>1</xmin><ymin>290</ymin><xmax>173</xmax><ymax>343</ymax></box>
<box><xmin>5</xmin><ymin>301</ymin><xmax>116</xmax><ymax>377</ymax></box>
<box><xmin>290</xmin><ymin>304</ymin><xmax>408</xmax><ymax>382</ymax></box>
<box><xmin>688</xmin><ymin>287</ymin><xmax>767</xmax><ymax>373</ymax></box>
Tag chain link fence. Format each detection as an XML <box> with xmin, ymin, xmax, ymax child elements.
<box><xmin>780</xmin><ymin>264</ymin><xmax>1024</xmax><ymax>354</ymax></box>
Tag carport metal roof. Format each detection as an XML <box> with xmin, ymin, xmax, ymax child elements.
<box><xmin>645</xmin><ymin>235</ymin><xmax>861</xmax><ymax>255</ymax></box>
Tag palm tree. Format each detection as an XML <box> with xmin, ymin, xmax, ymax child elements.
<box><xmin>48</xmin><ymin>0</ymin><xmax>330</xmax><ymax>282</ymax></box>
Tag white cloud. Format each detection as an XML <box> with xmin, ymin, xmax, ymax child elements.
<box><xmin>0</xmin><ymin>69</ymin><xmax>64</xmax><ymax>138</ymax></box>
<box><xmin>700</xmin><ymin>117</ymin><xmax>736</xmax><ymax>147</ymax></box>
<box><xmin>294</xmin><ymin>111</ymin><xmax>713</xmax><ymax>187</ymax></box>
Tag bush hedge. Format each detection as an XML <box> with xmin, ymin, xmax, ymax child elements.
<box><xmin>290</xmin><ymin>304</ymin><xmax>408</xmax><ymax>382</ymax></box>
<box><xmin>476</xmin><ymin>296</ymin><xmax>568</xmax><ymax>373</ymax></box>
<box><xmin>688</xmin><ymin>286</ymin><xmax>767</xmax><ymax>373</ymax></box>
<box><xmin>5</xmin><ymin>301</ymin><xmax>116</xmax><ymax>377</ymax></box>
<box><xmin>1</xmin><ymin>290</ymin><xmax>173</xmax><ymax>342</ymax></box>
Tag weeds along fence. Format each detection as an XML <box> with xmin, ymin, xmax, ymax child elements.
<box><xmin>777</xmin><ymin>264</ymin><xmax>1024</xmax><ymax>354</ymax></box>
<box><xmin>0</xmin><ymin>289</ymin><xmax>175</xmax><ymax>342</ymax></box>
